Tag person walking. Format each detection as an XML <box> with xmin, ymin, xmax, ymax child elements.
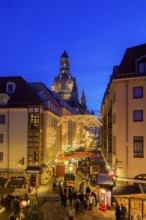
<box><xmin>68</xmin><ymin>190</ymin><xmax>73</xmax><ymax>206</ymax></box>
<box><xmin>121</xmin><ymin>203</ymin><xmax>126</xmax><ymax>219</ymax></box>
<box><xmin>115</xmin><ymin>203</ymin><xmax>121</xmax><ymax>220</ymax></box>
<box><xmin>75</xmin><ymin>196</ymin><xmax>80</xmax><ymax>212</ymax></box>
<box><xmin>68</xmin><ymin>205</ymin><xmax>75</xmax><ymax>220</ymax></box>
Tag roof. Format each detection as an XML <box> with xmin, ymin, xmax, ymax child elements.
<box><xmin>117</xmin><ymin>43</ymin><xmax>146</xmax><ymax>74</ymax></box>
<box><xmin>0</xmin><ymin>188</ymin><xmax>14</xmax><ymax>195</ymax></box>
<box><xmin>0</xmin><ymin>76</ymin><xmax>44</xmax><ymax>108</ymax></box>
<box><xmin>58</xmin><ymin>154</ymin><xmax>73</xmax><ymax>161</ymax></box>
<box><xmin>97</xmin><ymin>173</ymin><xmax>114</xmax><ymax>186</ymax></box>
<box><xmin>0</xmin><ymin>178</ymin><xmax>8</xmax><ymax>186</ymax></box>
<box><xmin>7</xmin><ymin>179</ymin><xmax>25</xmax><ymax>188</ymax></box>
<box><xmin>112</xmin><ymin>185</ymin><xmax>142</xmax><ymax>196</ymax></box>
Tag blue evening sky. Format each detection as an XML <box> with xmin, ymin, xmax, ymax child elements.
<box><xmin>0</xmin><ymin>0</ymin><xmax>146</xmax><ymax>114</ymax></box>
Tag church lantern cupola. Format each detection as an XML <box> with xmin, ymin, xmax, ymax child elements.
<box><xmin>52</xmin><ymin>50</ymin><xmax>78</xmax><ymax>103</ymax></box>
<box><xmin>60</xmin><ymin>50</ymin><xmax>70</xmax><ymax>76</ymax></box>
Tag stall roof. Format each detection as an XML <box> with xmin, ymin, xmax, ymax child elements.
<box><xmin>58</xmin><ymin>154</ymin><xmax>73</xmax><ymax>161</ymax></box>
<box><xmin>92</xmin><ymin>160</ymin><xmax>105</xmax><ymax>166</ymax></box>
<box><xmin>97</xmin><ymin>173</ymin><xmax>114</xmax><ymax>185</ymax></box>
<box><xmin>0</xmin><ymin>188</ymin><xmax>14</xmax><ymax>195</ymax></box>
<box><xmin>112</xmin><ymin>185</ymin><xmax>143</xmax><ymax>196</ymax></box>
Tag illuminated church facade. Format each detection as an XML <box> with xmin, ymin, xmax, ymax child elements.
<box><xmin>52</xmin><ymin>50</ymin><xmax>88</xmax><ymax>114</ymax></box>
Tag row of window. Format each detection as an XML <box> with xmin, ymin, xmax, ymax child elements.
<box><xmin>0</xmin><ymin>151</ymin><xmax>40</xmax><ymax>162</ymax></box>
<box><xmin>112</xmin><ymin>86</ymin><xmax>143</xmax><ymax>105</ymax></box>
<box><xmin>113</xmin><ymin>110</ymin><xmax>144</xmax><ymax>123</ymax></box>
<box><xmin>0</xmin><ymin>135</ymin><xmax>143</xmax><ymax>162</ymax></box>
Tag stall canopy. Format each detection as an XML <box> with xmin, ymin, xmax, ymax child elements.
<box><xmin>112</xmin><ymin>185</ymin><xmax>144</xmax><ymax>196</ymax></box>
<box><xmin>97</xmin><ymin>173</ymin><xmax>114</xmax><ymax>186</ymax></box>
<box><xmin>58</xmin><ymin>154</ymin><xmax>73</xmax><ymax>161</ymax></box>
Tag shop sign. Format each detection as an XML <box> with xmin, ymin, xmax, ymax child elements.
<box><xmin>26</xmin><ymin>166</ymin><xmax>43</xmax><ymax>174</ymax></box>
<box><xmin>26</xmin><ymin>170</ymin><xmax>40</xmax><ymax>174</ymax></box>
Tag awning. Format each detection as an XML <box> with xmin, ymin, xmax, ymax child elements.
<box><xmin>12</xmin><ymin>188</ymin><xmax>28</xmax><ymax>196</ymax></box>
<box><xmin>112</xmin><ymin>185</ymin><xmax>143</xmax><ymax>196</ymax></box>
<box><xmin>58</xmin><ymin>154</ymin><xmax>73</xmax><ymax>161</ymax></box>
<box><xmin>0</xmin><ymin>188</ymin><xmax>14</xmax><ymax>195</ymax></box>
<box><xmin>97</xmin><ymin>173</ymin><xmax>114</xmax><ymax>186</ymax></box>
<box><xmin>0</xmin><ymin>178</ymin><xmax>8</xmax><ymax>187</ymax></box>
<box><xmin>92</xmin><ymin>160</ymin><xmax>105</xmax><ymax>166</ymax></box>
<box><xmin>26</xmin><ymin>166</ymin><xmax>43</xmax><ymax>174</ymax></box>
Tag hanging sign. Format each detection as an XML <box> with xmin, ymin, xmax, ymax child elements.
<box><xmin>108</xmin><ymin>170</ymin><xmax>115</xmax><ymax>178</ymax></box>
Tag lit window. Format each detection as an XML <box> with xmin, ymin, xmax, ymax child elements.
<box><xmin>133</xmin><ymin>110</ymin><xmax>143</xmax><ymax>122</ymax></box>
<box><xmin>133</xmin><ymin>136</ymin><xmax>143</xmax><ymax>158</ymax></box>
<box><xmin>0</xmin><ymin>115</ymin><xmax>5</xmax><ymax>124</ymax></box>
<box><xmin>0</xmin><ymin>96</ymin><xmax>6</xmax><ymax>104</ymax></box>
<box><xmin>133</xmin><ymin>87</ymin><xmax>143</xmax><ymax>98</ymax></box>
<box><xmin>0</xmin><ymin>152</ymin><xmax>4</xmax><ymax>162</ymax></box>
<box><xmin>0</xmin><ymin>134</ymin><xmax>4</xmax><ymax>143</ymax></box>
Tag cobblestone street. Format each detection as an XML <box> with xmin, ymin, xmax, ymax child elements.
<box><xmin>41</xmin><ymin>199</ymin><xmax>116</xmax><ymax>220</ymax></box>
<box><xmin>38</xmin><ymin>173</ymin><xmax>116</xmax><ymax>220</ymax></box>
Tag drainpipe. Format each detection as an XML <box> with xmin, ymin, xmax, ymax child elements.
<box><xmin>7</xmin><ymin>109</ymin><xmax>10</xmax><ymax>179</ymax></box>
<box><xmin>126</xmin><ymin>81</ymin><xmax>129</xmax><ymax>177</ymax></box>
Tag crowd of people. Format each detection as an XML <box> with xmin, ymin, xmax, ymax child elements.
<box><xmin>57</xmin><ymin>157</ymin><xmax>101</xmax><ymax>220</ymax></box>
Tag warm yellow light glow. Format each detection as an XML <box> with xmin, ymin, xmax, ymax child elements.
<box><xmin>0</xmin><ymin>206</ymin><xmax>5</xmax><ymax>213</ymax></box>
<box><xmin>22</xmin><ymin>200</ymin><xmax>27</xmax><ymax>207</ymax></box>
<box><xmin>69</xmin><ymin>166</ymin><xmax>73</xmax><ymax>171</ymax></box>
<box><xmin>101</xmin><ymin>189</ymin><xmax>106</xmax><ymax>194</ymax></box>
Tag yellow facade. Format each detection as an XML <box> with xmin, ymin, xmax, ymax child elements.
<box><xmin>101</xmin><ymin>74</ymin><xmax>146</xmax><ymax>179</ymax></box>
<box><xmin>0</xmin><ymin>108</ymin><xmax>27</xmax><ymax>178</ymax></box>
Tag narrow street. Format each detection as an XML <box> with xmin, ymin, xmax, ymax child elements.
<box><xmin>37</xmin><ymin>174</ymin><xmax>116</xmax><ymax>220</ymax></box>
<box><xmin>0</xmin><ymin>165</ymin><xmax>116</xmax><ymax>220</ymax></box>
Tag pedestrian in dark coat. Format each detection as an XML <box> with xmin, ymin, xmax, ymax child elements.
<box><xmin>121</xmin><ymin>203</ymin><xmax>126</xmax><ymax>219</ymax></box>
<box><xmin>68</xmin><ymin>191</ymin><xmax>73</xmax><ymax>206</ymax></box>
<box><xmin>61</xmin><ymin>193</ymin><xmax>67</xmax><ymax>208</ymax></box>
<box><xmin>115</xmin><ymin>204</ymin><xmax>121</xmax><ymax>220</ymax></box>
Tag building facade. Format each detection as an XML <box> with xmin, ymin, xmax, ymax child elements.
<box><xmin>100</xmin><ymin>43</ymin><xmax>146</xmax><ymax>180</ymax></box>
<box><xmin>0</xmin><ymin>77</ymin><xmax>79</xmax><ymax>185</ymax></box>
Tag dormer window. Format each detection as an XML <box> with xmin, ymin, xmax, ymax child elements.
<box><xmin>6</xmin><ymin>82</ymin><xmax>16</xmax><ymax>94</ymax></box>
<box><xmin>138</xmin><ymin>62</ymin><xmax>146</xmax><ymax>73</ymax></box>
<box><xmin>0</xmin><ymin>94</ymin><xmax>9</xmax><ymax>105</ymax></box>
<box><xmin>136</xmin><ymin>56</ymin><xmax>146</xmax><ymax>74</ymax></box>
<box><xmin>1</xmin><ymin>96</ymin><xmax>6</xmax><ymax>104</ymax></box>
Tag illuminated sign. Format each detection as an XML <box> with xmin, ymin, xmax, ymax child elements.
<box><xmin>108</xmin><ymin>170</ymin><xmax>115</xmax><ymax>178</ymax></box>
